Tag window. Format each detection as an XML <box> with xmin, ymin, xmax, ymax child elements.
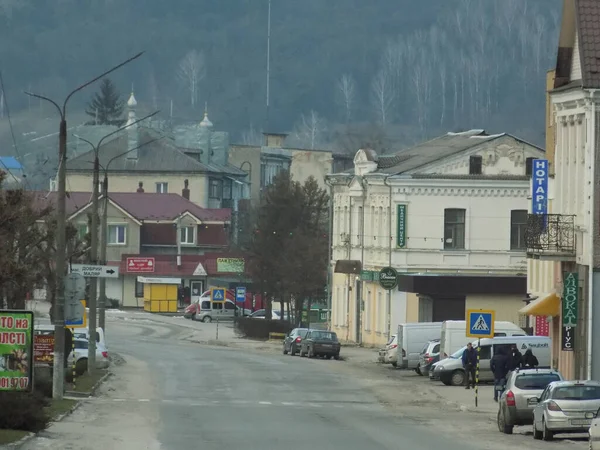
<box><xmin>180</xmin><ymin>226</ymin><xmax>195</xmax><ymax>244</ymax></box>
<box><xmin>224</xmin><ymin>301</ymin><xmax>235</xmax><ymax>310</ymax></box>
<box><xmin>156</xmin><ymin>182</ymin><xmax>168</xmax><ymax>193</ymax></box>
<box><xmin>510</xmin><ymin>210</ymin><xmax>527</xmax><ymax>250</ymax></box>
<box><xmin>107</xmin><ymin>225</ymin><xmax>126</xmax><ymax>245</ymax></box>
<box><xmin>443</xmin><ymin>208</ymin><xmax>466</xmax><ymax>249</ymax></box>
<box><xmin>478</xmin><ymin>345</ymin><xmax>492</xmax><ymax>360</ymax></box>
<box><xmin>212</xmin><ymin>303</ymin><xmax>223</xmax><ymax>311</ymax></box>
<box><xmin>469</xmin><ymin>155</ymin><xmax>482</xmax><ymax>175</ymax></box>
<box><xmin>514</xmin><ymin>374</ymin><xmax>561</xmax><ymax>390</ymax></box>
<box><xmin>135</xmin><ymin>280</ymin><xmax>144</xmax><ymax>298</ymax></box>
<box><xmin>77</xmin><ymin>224</ymin><xmax>88</xmax><ymax>241</ymax></box>
<box><xmin>209</xmin><ymin>179</ymin><xmax>222</xmax><ymax>199</ymax></box>
<box><xmin>222</xmin><ymin>179</ymin><xmax>232</xmax><ymax>200</ymax></box>
<box><xmin>525</xmin><ymin>157</ymin><xmax>535</xmax><ymax>176</ymax></box>
<box><xmin>201</xmin><ymin>300</ymin><xmax>211</xmax><ymax>310</ymax></box>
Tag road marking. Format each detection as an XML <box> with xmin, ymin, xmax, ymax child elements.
<box><xmin>308</xmin><ymin>403</ymin><xmax>322</xmax><ymax>408</ymax></box>
<box><xmin>113</xmin><ymin>399</ymin><xmax>126</xmax><ymax>402</ymax></box>
<box><xmin>259</xmin><ymin>401</ymin><xmax>272</xmax><ymax>405</ymax></box>
<box><xmin>138</xmin><ymin>399</ymin><xmax>150</xmax><ymax>402</ymax></box>
<box><xmin>281</xmin><ymin>402</ymin><xmax>296</xmax><ymax>406</ymax></box>
<box><xmin>211</xmin><ymin>400</ymin><xmax>220</xmax><ymax>404</ymax></box>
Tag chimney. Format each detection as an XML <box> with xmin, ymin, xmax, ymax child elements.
<box><xmin>136</xmin><ymin>181</ymin><xmax>144</xmax><ymax>193</ymax></box>
<box><xmin>263</xmin><ymin>132</ymin><xmax>288</xmax><ymax>148</ymax></box>
<box><xmin>182</xmin><ymin>179</ymin><xmax>190</xmax><ymax>200</ymax></box>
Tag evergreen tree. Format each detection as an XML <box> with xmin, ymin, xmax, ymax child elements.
<box><xmin>85</xmin><ymin>78</ymin><xmax>125</xmax><ymax>126</ymax></box>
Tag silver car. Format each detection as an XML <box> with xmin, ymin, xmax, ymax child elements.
<box><xmin>532</xmin><ymin>380</ymin><xmax>600</xmax><ymax>441</ymax></box>
<box><xmin>497</xmin><ymin>368</ymin><xmax>563</xmax><ymax>434</ymax></box>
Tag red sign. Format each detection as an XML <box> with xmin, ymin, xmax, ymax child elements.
<box><xmin>34</xmin><ymin>335</ymin><xmax>54</xmax><ymax>365</ymax></box>
<box><xmin>126</xmin><ymin>257</ymin><xmax>155</xmax><ymax>273</ymax></box>
<box><xmin>535</xmin><ymin>316</ymin><xmax>550</xmax><ymax>336</ymax></box>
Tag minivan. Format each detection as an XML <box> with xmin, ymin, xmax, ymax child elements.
<box><xmin>396</xmin><ymin>322</ymin><xmax>443</xmax><ymax>370</ymax></box>
<box><xmin>432</xmin><ymin>335</ymin><xmax>552</xmax><ymax>386</ymax></box>
<box><xmin>439</xmin><ymin>320</ymin><xmax>526</xmax><ymax>360</ymax></box>
<box><xmin>194</xmin><ymin>299</ymin><xmax>247</xmax><ymax>322</ymax></box>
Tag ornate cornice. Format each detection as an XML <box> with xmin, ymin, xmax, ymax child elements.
<box><xmin>393</xmin><ymin>187</ymin><xmax>529</xmax><ymax>197</ymax></box>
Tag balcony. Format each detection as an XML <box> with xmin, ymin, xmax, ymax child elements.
<box><xmin>525</xmin><ymin>213</ymin><xmax>576</xmax><ymax>260</ymax></box>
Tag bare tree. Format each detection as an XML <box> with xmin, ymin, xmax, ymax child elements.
<box><xmin>370</xmin><ymin>70</ymin><xmax>394</xmax><ymax>126</ymax></box>
<box><xmin>147</xmin><ymin>70</ymin><xmax>160</xmax><ymax>110</ymax></box>
<box><xmin>291</xmin><ymin>110</ymin><xmax>327</xmax><ymax>150</ymax></box>
<box><xmin>335</xmin><ymin>74</ymin><xmax>356</xmax><ymax>123</ymax></box>
<box><xmin>240</xmin><ymin>123</ymin><xmax>263</xmax><ymax>146</ymax></box>
<box><xmin>176</xmin><ymin>50</ymin><xmax>206</xmax><ymax>108</ymax></box>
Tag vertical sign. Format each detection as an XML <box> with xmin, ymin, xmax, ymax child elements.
<box><xmin>534</xmin><ymin>316</ymin><xmax>549</xmax><ymax>336</ymax></box>
<box><xmin>562</xmin><ymin>326</ymin><xmax>575</xmax><ymax>351</ymax></box>
<box><xmin>531</xmin><ymin>159</ymin><xmax>549</xmax><ymax>224</ymax></box>
<box><xmin>0</xmin><ymin>311</ymin><xmax>34</xmax><ymax>391</ymax></box>
<box><xmin>562</xmin><ymin>272</ymin><xmax>578</xmax><ymax>327</ymax></box>
<box><xmin>397</xmin><ymin>204</ymin><xmax>407</xmax><ymax>248</ymax></box>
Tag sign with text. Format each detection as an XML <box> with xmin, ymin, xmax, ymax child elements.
<box><xmin>397</xmin><ymin>204</ymin><xmax>407</xmax><ymax>248</ymax></box>
<box><xmin>216</xmin><ymin>258</ymin><xmax>245</xmax><ymax>273</ymax></box>
<box><xmin>127</xmin><ymin>257</ymin><xmax>155</xmax><ymax>273</ymax></box>
<box><xmin>0</xmin><ymin>310</ymin><xmax>33</xmax><ymax>391</ymax></box>
<box><xmin>534</xmin><ymin>315</ymin><xmax>549</xmax><ymax>337</ymax></box>
<box><xmin>235</xmin><ymin>286</ymin><xmax>246</xmax><ymax>303</ymax></box>
<box><xmin>562</xmin><ymin>326</ymin><xmax>575</xmax><ymax>351</ymax></box>
<box><xmin>34</xmin><ymin>334</ymin><xmax>54</xmax><ymax>365</ymax></box>
<box><xmin>562</xmin><ymin>272</ymin><xmax>578</xmax><ymax>327</ymax></box>
<box><xmin>71</xmin><ymin>264</ymin><xmax>119</xmax><ymax>278</ymax></box>
<box><xmin>378</xmin><ymin>267</ymin><xmax>398</xmax><ymax>290</ymax></box>
<box><xmin>531</xmin><ymin>159</ymin><xmax>548</xmax><ymax>224</ymax></box>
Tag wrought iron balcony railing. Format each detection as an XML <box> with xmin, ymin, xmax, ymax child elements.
<box><xmin>525</xmin><ymin>213</ymin><xmax>576</xmax><ymax>256</ymax></box>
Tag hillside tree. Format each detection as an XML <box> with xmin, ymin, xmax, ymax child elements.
<box><xmin>85</xmin><ymin>78</ymin><xmax>125</xmax><ymax>126</ymax></box>
<box><xmin>176</xmin><ymin>49</ymin><xmax>206</xmax><ymax>108</ymax></box>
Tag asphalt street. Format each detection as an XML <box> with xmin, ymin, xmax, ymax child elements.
<box><xmin>17</xmin><ymin>314</ymin><xmax>588</xmax><ymax>450</ymax></box>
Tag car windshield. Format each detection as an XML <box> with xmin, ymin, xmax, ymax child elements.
<box><xmin>554</xmin><ymin>385</ymin><xmax>600</xmax><ymax>400</ymax></box>
<box><xmin>514</xmin><ymin>374</ymin><xmax>561</xmax><ymax>390</ymax></box>
<box><xmin>450</xmin><ymin>346</ymin><xmax>467</xmax><ymax>359</ymax></box>
<box><xmin>294</xmin><ymin>329</ymin><xmax>308</xmax><ymax>338</ymax></box>
<box><xmin>311</xmin><ymin>331</ymin><xmax>337</xmax><ymax>341</ymax></box>
<box><xmin>74</xmin><ymin>340</ymin><xmax>88</xmax><ymax>349</ymax></box>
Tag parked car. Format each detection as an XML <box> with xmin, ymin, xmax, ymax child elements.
<box><xmin>283</xmin><ymin>328</ymin><xmax>309</xmax><ymax>356</ymax></box>
<box><xmin>497</xmin><ymin>368</ymin><xmax>563</xmax><ymax>434</ymax></box>
<box><xmin>249</xmin><ymin>309</ymin><xmax>282</xmax><ymax>320</ymax></box>
<box><xmin>67</xmin><ymin>338</ymin><xmax>110</xmax><ymax>375</ymax></box>
<box><xmin>34</xmin><ymin>324</ymin><xmax>108</xmax><ymax>350</ymax></box>
<box><xmin>396</xmin><ymin>322</ymin><xmax>442</xmax><ymax>371</ymax></box>
<box><xmin>532</xmin><ymin>380</ymin><xmax>600</xmax><ymax>441</ymax></box>
<box><xmin>379</xmin><ymin>334</ymin><xmax>398</xmax><ymax>366</ymax></box>
<box><xmin>299</xmin><ymin>330</ymin><xmax>341</xmax><ymax>359</ymax></box>
<box><xmin>418</xmin><ymin>339</ymin><xmax>440</xmax><ymax>377</ymax></box>
<box><xmin>184</xmin><ymin>299</ymin><xmax>250</xmax><ymax>322</ymax></box>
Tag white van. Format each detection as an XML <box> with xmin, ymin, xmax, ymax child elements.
<box><xmin>34</xmin><ymin>324</ymin><xmax>107</xmax><ymax>349</ymax></box>
<box><xmin>432</xmin><ymin>335</ymin><xmax>551</xmax><ymax>386</ymax></box>
<box><xmin>439</xmin><ymin>320</ymin><xmax>526</xmax><ymax>360</ymax></box>
<box><xmin>396</xmin><ymin>322</ymin><xmax>443</xmax><ymax>371</ymax></box>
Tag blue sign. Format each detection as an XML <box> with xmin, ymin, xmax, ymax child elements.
<box><xmin>466</xmin><ymin>309</ymin><xmax>495</xmax><ymax>338</ymax></box>
<box><xmin>532</xmin><ymin>159</ymin><xmax>548</xmax><ymax>217</ymax></box>
<box><xmin>235</xmin><ymin>286</ymin><xmax>246</xmax><ymax>303</ymax></box>
<box><xmin>211</xmin><ymin>288</ymin><xmax>225</xmax><ymax>303</ymax></box>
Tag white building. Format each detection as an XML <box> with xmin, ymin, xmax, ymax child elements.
<box><xmin>327</xmin><ymin>130</ymin><xmax>545</xmax><ymax>347</ymax></box>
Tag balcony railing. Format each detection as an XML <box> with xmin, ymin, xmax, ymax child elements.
<box><xmin>525</xmin><ymin>213</ymin><xmax>576</xmax><ymax>257</ymax></box>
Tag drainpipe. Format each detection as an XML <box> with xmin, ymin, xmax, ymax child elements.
<box><xmin>384</xmin><ymin>175</ymin><xmax>393</xmax><ymax>338</ymax></box>
<box><xmin>324</xmin><ymin>176</ymin><xmax>334</xmax><ymax>331</ymax></box>
<box><xmin>345</xmin><ymin>176</ymin><xmax>353</xmax><ymax>343</ymax></box>
<box><xmin>356</xmin><ymin>176</ymin><xmax>368</xmax><ymax>346</ymax></box>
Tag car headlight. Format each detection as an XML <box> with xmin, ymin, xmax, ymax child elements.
<box><xmin>586</xmin><ymin>412</ymin><xmax>595</xmax><ymax>419</ymax></box>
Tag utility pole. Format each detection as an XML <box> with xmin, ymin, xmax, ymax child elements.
<box><xmin>24</xmin><ymin>51</ymin><xmax>144</xmax><ymax>399</ymax></box>
<box><xmin>265</xmin><ymin>0</ymin><xmax>271</xmax><ymax>133</ymax></box>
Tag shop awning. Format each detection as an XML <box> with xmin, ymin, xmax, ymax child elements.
<box><xmin>519</xmin><ymin>292</ymin><xmax>560</xmax><ymax>317</ymax></box>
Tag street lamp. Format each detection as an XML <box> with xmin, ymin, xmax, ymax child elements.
<box><xmin>24</xmin><ymin>51</ymin><xmax>144</xmax><ymax>400</ymax></box>
<box><xmin>72</xmin><ymin>111</ymin><xmax>159</xmax><ymax>372</ymax></box>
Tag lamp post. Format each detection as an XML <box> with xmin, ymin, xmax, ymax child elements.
<box><xmin>24</xmin><ymin>51</ymin><xmax>144</xmax><ymax>399</ymax></box>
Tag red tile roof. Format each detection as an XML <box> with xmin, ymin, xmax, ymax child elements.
<box><xmin>32</xmin><ymin>191</ymin><xmax>94</xmax><ymax>217</ymax></box>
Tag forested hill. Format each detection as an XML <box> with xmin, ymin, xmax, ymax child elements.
<box><xmin>0</xmin><ymin>0</ymin><xmax>560</xmax><ymax>157</ymax></box>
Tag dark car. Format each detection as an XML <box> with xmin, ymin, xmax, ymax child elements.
<box><xmin>283</xmin><ymin>328</ymin><xmax>309</xmax><ymax>356</ymax></box>
<box><xmin>299</xmin><ymin>330</ymin><xmax>341</xmax><ymax>359</ymax></box>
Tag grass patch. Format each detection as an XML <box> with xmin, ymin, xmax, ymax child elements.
<box><xmin>0</xmin><ymin>429</ymin><xmax>29</xmax><ymax>445</ymax></box>
<box><xmin>46</xmin><ymin>399</ymin><xmax>77</xmax><ymax>419</ymax></box>
<box><xmin>70</xmin><ymin>369</ymin><xmax>108</xmax><ymax>393</ymax></box>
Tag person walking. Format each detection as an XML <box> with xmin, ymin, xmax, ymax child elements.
<box><xmin>522</xmin><ymin>349</ymin><xmax>539</xmax><ymax>368</ymax></box>
<box><xmin>490</xmin><ymin>347</ymin><xmax>510</xmax><ymax>402</ymax></box>
<box><xmin>462</xmin><ymin>342</ymin><xmax>478</xmax><ymax>389</ymax></box>
<box><xmin>510</xmin><ymin>344</ymin><xmax>523</xmax><ymax>371</ymax></box>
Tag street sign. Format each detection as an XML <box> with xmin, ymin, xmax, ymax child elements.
<box><xmin>70</xmin><ymin>264</ymin><xmax>119</xmax><ymax>278</ymax></box>
<box><xmin>64</xmin><ymin>273</ymin><xmax>86</xmax><ymax>298</ymax></box>
<box><xmin>378</xmin><ymin>267</ymin><xmax>398</xmax><ymax>290</ymax></box>
<box><xmin>211</xmin><ymin>288</ymin><xmax>226</xmax><ymax>303</ymax></box>
<box><xmin>127</xmin><ymin>257</ymin><xmax>155</xmax><ymax>273</ymax></box>
<box><xmin>235</xmin><ymin>286</ymin><xmax>246</xmax><ymax>303</ymax></box>
<box><xmin>466</xmin><ymin>309</ymin><xmax>495</xmax><ymax>338</ymax></box>
<box><xmin>66</xmin><ymin>300</ymin><xmax>87</xmax><ymax>328</ymax></box>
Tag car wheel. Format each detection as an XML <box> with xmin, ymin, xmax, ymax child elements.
<box><xmin>334</xmin><ymin>354</ymin><xmax>340</xmax><ymax>360</ymax></box>
<box><xmin>416</xmin><ymin>365</ymin><xmax>422</xmax><ymax>376</ymax></box>
<box><xmin>283</xmin><ymin>344</ymin><xmax>288</xmax><ymax>355</ymax></box>
<box><xmin>75</xmin><ymin>358</ymin><xmax>87</xmax><ymax>376</ymax></box>
<box><xmin>532</xmin><ymin>419</ymin><xmax>542</xmax><ymax>440</ymax></box>
<box><xmin>450</xmin><ymin>370</ymin><xmax>465</xmax><ymax>386</ymax></box>
<box><xmin>497</xmin><ymin>408</ymin><xmax>513</xmax><ymax>434</ymax></box>
<box><xmin>289</xmin><ymin>344</ymin><xmax>295</xmax><ymax>356</ymax></box>
<box><xmin>202</xmin><ymin>316</ymin><xmax>212</xmax><ymax>323</ymax></box>
<box><xmin>391</xmin><ymin>362</ymin><xmax>397</xmax><ymax>368</ymax></box>
<box><xmin>308</xmin><ymin>347</ymin><xmax>314</xmax><ymax>358</ymax></box>
<box><xmin>191</xmin><ymin>313</ymin><xmax>196</xmax><ymax>321</ymax></box>
<box><xmin>542</xmin><ymin>418</ymin><xmax>553</xmax><ymax>441</ymax></box>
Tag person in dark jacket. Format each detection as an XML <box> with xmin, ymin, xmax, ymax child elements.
<box><xmin>490</xmin><ymin>347</ymin><xmax>510</xmax><ymax>401</ymax></box>
<box><xmin>461</xmin><ymin>342</ymin><xmax>478</xmax><ymax>389</ymax></box>
<box><xmin>510</xmin><ymin>345</ymin><xmax>523</xmax><ymax>370</ymax></box>
<box><xmin>522</xmin><ymin>349</ymin><xmax>539</xmax><ymax>368</ymax></box>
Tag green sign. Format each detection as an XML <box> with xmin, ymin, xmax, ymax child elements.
<box><xmin>0</xmin><ymin>310</ymin><xmax>34</xmax><ymax>391</ymax></box>
<box><xmin>397</xmin><ymin>204</ymin><xmax>407</xmax><ymax>248</ymax></box>
<box><xmin>562</xmin><ymin>272</ymin><xmax>578</xmax><ymax>327</ymax></box>
<box><xmin>360</xmin><ymin>270</ymin><xmax>373</xmax><ymax>281</ymax></box>
<box><xmin>379</xmin><ymin>267</ymin><xmax>398</xmax><ymax>290</ymax></box>
<box><xmin>216</xmin><ymin>258</ymin><xmax>245</xmax><ymax>273</ymax></box>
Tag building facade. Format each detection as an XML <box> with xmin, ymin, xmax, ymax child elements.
<box><xmin>328</xmin><ymin>130</ymin><xmax>545</xmax><ymax>347</ymax></box>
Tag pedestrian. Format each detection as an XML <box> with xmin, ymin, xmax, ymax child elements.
<box><xmin>490</xmin><ymin>347</ymin><xmax>510</xmax><ymax>402</ymax></box>
<box><xmin>522</xmin><ymin>349</ymin><xmax>539</xmax><ymax>368</ymax></box>
<box><xmin>510</xmin><ymin>344</ymin><xmax>523</xmax><ymax>370</ymax></box>
<box><xmin>461</xmin><ymin>342</ymin><xmax>477</xmax><ymax>389</ymax></box>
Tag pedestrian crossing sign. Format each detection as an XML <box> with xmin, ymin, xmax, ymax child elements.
<box><xmin>211</xmin><ymin>288</ymin><xmax>226</xmax><ymax>303</ymax></box>
<box><xmin>466</xmin><ymin>309</ymin><xmax>495</xmax><ymax>338</ymax></box>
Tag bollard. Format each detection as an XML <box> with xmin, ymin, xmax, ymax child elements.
<box><xmin>216</xmin><ymin>318</ymin><xmax>219</xmax><ymax>340</ymax></box>
<box><xmin>475</xmin><ymin>338</ymin><xmax>480</xmax><ymax>408</ymax></box>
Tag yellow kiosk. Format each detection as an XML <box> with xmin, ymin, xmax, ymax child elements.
<box><xmin>139</xmin><ymin>276</ymin><xmax>180</xmax><ymax>313</ymax></box>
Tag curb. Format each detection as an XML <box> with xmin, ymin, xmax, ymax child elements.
<box><xmin>65</xmin><ymin>371</ymin><xmax>112</xmax><ymax>398</ymax></box>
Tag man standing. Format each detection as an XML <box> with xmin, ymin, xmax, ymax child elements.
<box><xmin>462</xmin><ymin>342</ymin><xmax>477</xmax><ymax>389</ymax></box>
<box><xmin>490</xmin><ymin>347</ymin><xmax>510</xmax><ymax>402</ymax></box>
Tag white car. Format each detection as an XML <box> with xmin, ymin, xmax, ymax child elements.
<box><xmin>249</xmin><ymin>309</ymin><xmax>282</xmax><ymax>320</ymax></box>
<box><xmin>67</xmin><ymin>338</ymin><xmax>110</xmax><ymax>375</ymax></box>
<box><xmin>381</xmin><ymin>335</ymin><xmax>398</xmax><ymax>366</ymax></box>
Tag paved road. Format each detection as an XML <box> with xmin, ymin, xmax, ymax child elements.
<box><xmin>19</xmin><ymin>315</ymin><xmax>587</xmax><ymax>450</ymax></box>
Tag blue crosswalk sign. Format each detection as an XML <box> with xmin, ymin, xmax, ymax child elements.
<box><xmin>466</xmin><ymin>309</ymin><xmax>495</xmax><ymax>338</ymax></box>
<box><xmin>211</xmin><ymin>288</ymin><xmax>226</xmax><ymax>303</ymax></box>
<box><xmin>235</xmin><ymin>286</ymin><xmax>246</xmax><ymax>303</ymax></box>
